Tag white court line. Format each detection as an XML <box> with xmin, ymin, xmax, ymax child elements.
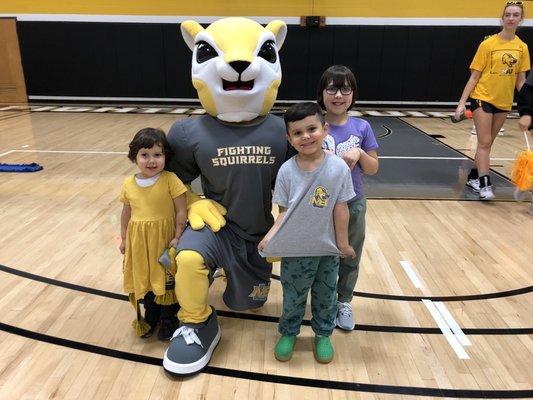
<box><xmin>52</xmin><ymin>107</ymin><xmax>94</xmax><ymax>112</ymax></box>
<box><xmin>384</xmin><ymin>111</ymin><xmax>406</xmax><ymax>117</ymax></box>
<box><xmin>406</xmin><ymin>111</ymin><xmax>428</xmax><ymax>117</ymax></box>
<box><xmin>399</xmin><ymin>261</ymin><xmax>423</xmax><ymax>288</ymax></box>
<box><xmin>0</xmin><ymin>106</ymin><xmax>28</xmax><ymax>111</ymax></box>
<box><xmin>90</xmin><ymin>107</ymin><xmax>137</xmax><ymax>113</ymax></box>
<box><xmin>434</xmin><ymin>302</ymin><xmax>472</xmax><ymax>346</ymax></box>
<box><xmin>365</xmin><ymin>111</ymin><xmax>387</xmax><ymax>116</ymax></box>
<box><xmin>189</xmin><ymin>109</ymin><xmax>206</xmax><ymax>114</ymax></box>
<box><xmin>422</xmin><ymin>299</ymin><xmax>470</xmax><ymax>360</ymax></box>
<box><xmin>6</xmin><ymin>150</ymin><xmax>517</xmax><ymax>161</ymax></box>
<box><xmin>426</xmin><ymin>111</ymin><xmax>454</xmax><ymax>117</ymax></box>
<box><xmin>30</xmin><ymin>106</ymin><xmax>56</xmax><ymax>112</ymax></box>
<box><xmin>380</xmin><ymin>156</ymin><xmax>467</xmax><ymax>160</ymax></box>
<box><xmin>14</xmin><ymin>150</ymin><xmax>127</xmax><ymax>155</ymax></box>
<box><xmin>139</xmin><ymin>108</ymin><xmax>168</xmax><ymax>114</ymax></box>
<box><xmin>0</xmin><ymin>150</ymin><xmax>15</xmax><ymax>158</ymax></box>
<box><xmin>168</xmin><ymin>108</ymin><xmax>191</xmax><ymax>114</ymax></box>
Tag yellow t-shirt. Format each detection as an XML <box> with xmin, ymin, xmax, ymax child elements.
<box><xmin>119</xmin><ymin>170</ymin><xmax>187</xmax><ymax>299</ymax></box>
<box><xmin>469</xmin><ymin>34</ymin><xmax>530</xmax><ymax>111</ymax></box>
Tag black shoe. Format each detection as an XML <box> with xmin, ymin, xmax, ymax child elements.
<box><xmin>142</xmin><ymin>291</ymin><xmax>161</xmax><ymax>338</ymax></box>
<box><xmin>158</xmin><ymin>316</ymin><xmax>179</xmax><ymax>341</ymax></box>
<box><xmin>140</xmin><ymin>323</ymin><xmax>158</xmax><ymax>339</ymax></box>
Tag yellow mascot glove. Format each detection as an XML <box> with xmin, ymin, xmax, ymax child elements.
<box><xmin>186</xmin><ymin>190</ymin><xmax>227</xmax><ymax>232</ymax></box>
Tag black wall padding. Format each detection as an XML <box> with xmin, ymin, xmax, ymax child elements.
<box><xmin>17</xmin><ymin>21</ymin><xmax>533</xmax><ymax>102</ymax></box>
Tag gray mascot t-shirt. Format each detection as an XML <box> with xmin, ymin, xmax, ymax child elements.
<box><xmin>166</xmin><ymin>114</ymin><xmax>289</xmax><ymax>241</ymax></box>
<box><xmin>261</xmin><ymin>153</ymin><xmax>355</xmax><ymax>257</ymax></box>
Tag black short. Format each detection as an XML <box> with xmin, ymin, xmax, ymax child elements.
<box><xmin>468</xmin><ymin>98</ymin><xmax>507</xmax><ymax>114</ymax></box>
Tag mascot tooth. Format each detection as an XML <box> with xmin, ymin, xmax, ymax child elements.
<box><xmin>181</xmin><ymin>18</ymin><xmax>286</xmax><ymax>122</ymax></box>
<box><xmin>163</xmin><ymin>17</ymin><xmax>290</xmax><ymax>375</ymax></box>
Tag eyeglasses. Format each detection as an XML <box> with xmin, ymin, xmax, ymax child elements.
<box><xmin>506</xmin><ymin>1</ymin><xmax>523</xmax><ymax>5</ymax></box>
<box><xmin>325</xmin><ymin>85</ymin><xmax>353</xmax><ymax>95</ymax></box>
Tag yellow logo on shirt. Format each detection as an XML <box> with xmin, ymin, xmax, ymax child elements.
<box><xmin>501</xmin><ymin>53</ymin><xmax>518</xmax><ymax>75</ymax></box>
<box><xmin>310</xmin><ymin>186</ymin><xmax>330</xmax><ymax>208</ymax></box>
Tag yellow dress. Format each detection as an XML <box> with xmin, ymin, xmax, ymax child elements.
<box><xmin>119</xmin><ymin>170</ymin><xmax>187</xmax><ymax>300</ymax></box>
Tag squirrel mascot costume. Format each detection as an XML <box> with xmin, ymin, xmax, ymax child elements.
<box><xmin>163</xmin><ymin>17</ymin><xmax>289</xmax><ymax>375</ymax></box>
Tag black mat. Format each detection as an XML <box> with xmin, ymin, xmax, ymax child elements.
<box><xmin>362</xmin><ymin>117</ymin><xmax>515</xmax><ymax>201</ymax></box>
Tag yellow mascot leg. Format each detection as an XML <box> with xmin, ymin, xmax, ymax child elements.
<box><xmin>175</xmin><ymin>250</ymin><xmax>212</xmax><ymax>324</ymax></box>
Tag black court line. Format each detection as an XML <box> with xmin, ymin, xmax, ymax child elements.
<box><xmin>1</xmin><ymin>264</ymin><xmax>531</xmax><ymax>335</ymax></box>
<box><xmin>270</xmin><ymin>273</ymin><xmax>533</xmax><ymax>302</ymax></box>
<box><xmin>0</xmin><ymin>322</ymin><xmax>531</xmax><ymax>398</ymax></box>
<box><xmin>3</xmin><ymin>263</ymin><xmax>531</xmax><ymax>303</ymax></box>
<box><xmin>376</xmin><ymin>124</ymin><xmax>392</xmax><ymax>139</ymax></box>
<box><xmin>400</xmin><ymin>118</ymin><xmax>514</xmax><ymax>184</ymax></box>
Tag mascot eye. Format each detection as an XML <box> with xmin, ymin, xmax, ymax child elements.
<box><xmin>258</xmin><ymin>40</ymin><xmax>277</xmax><ymax>63</ymax></box>
<box><xmin>196</xmin><ymin>41</ymin><xmax>218</xmax><ymax>63</ymax></box>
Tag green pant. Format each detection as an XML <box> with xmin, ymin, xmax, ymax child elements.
<box><xmin>337</xmin><ymin>197</ymin><xmax>366</xmax><ymax>303</ymax></box>
<box><xmin>278</xmin><ymin>256</ymin><xmax>339</xmax><ymax>337</ymax></box>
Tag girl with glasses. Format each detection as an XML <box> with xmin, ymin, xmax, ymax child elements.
<box><xmin>316</xmin><ymin>65</ymin><xmax>379</xmax><ymax>331</ymax></box>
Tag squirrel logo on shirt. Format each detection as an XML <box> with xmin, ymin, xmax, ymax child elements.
<box><xmin>310</xmin><ymin>186</ymin><xmax>330</xmax><ymax>208</ymax></box>
<box><xmin>501</xmin><ymin>53</ymin><xmax>518</xmax><ymax>75</ymax></box>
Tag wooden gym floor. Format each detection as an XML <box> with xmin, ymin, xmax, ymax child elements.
<box><xmin>0</xmin><ymin>108</ymin><xmax>531</xmax><ymax>399</ymax></box>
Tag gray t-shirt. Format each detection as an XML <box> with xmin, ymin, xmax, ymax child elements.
<box><xmin>261</xmin><ymin>153</ymin><xmax>355</xmax><ymax>257</ymax></box>
<box><xmin>166</xmin><ymin>114</ymin><xmax>289</xmax><ymax>241</ymax></box>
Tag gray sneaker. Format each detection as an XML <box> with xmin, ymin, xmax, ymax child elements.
<box><xmin>163</xmin><ymin>307</ymin><xmax>221</xmax><ymax>375</ymax></box>
<box><xmin>336</xmin><ymin>302</ymin><xmax>355</xmax><ymax>331</ymax></box>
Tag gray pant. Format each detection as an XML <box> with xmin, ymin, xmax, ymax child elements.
<box><xmin>175</xmin><ymin>225</ymin><xmax>272</xmax><ymax>311</ymax></box>
<box><xmin>278</xmin><ymin>255</ymin><xmax>339</xmax><ymax>337</ymax></box>
<box><xmin>337</xmin><ymin>197</ymin><xmax>366</xmax><ymax>303</ymax></box>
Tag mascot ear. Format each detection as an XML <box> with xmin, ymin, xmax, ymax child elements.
<box><xmin>181</xmin><ymin>20</ymin><xmax>205</xmax><ymax>51</ymax></box>
<box><xmin>265</xmin><ymin>20</ymin><xmax>287</xmax><ymax>50</ymax></box>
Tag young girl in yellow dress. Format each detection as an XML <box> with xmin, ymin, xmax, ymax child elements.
<box><xmin>119</xmin><ymin>128</ymin><xmax>187</xmax><ymax>340</ymax></box>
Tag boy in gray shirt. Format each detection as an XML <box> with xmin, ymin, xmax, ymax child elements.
<box><xmin>258</xmin><ymin>102</ymin><xmax>355</xmax><ymax>364</ymax></box>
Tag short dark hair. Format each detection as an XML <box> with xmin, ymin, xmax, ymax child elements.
<box><xmin>283</xmin><ymin>102</ymin><xmax>325</xmax><ymax>131</ymax></box>
<box><xmin>127</xmin><ymin>127</ymin><xmax>173</xmax><ymax>162</ymax></box>
<box><xmin>316</xmin><ymin>65</ymin><xmax>358</xmax><ymax>110</ymax></box>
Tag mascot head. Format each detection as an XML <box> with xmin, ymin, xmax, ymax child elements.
<box><xmin>181</xmin><ymin>17</ymin><xmax>286</xmax><ymax>122</ymax></box>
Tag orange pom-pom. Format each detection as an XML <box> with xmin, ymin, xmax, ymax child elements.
<box><xmin>511</xmin><ymin>150</ymin><xmax>533</xmax><ymax>191</ymax></box>
<box><xmin>464</xmin><ymin>109</ymin><xmax>473</xmax><ymax>119</ymax></box>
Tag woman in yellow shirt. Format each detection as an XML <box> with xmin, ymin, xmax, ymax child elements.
<box><xmin>455</xmin><ymin>1</ymin><xmax>530</xmax><ymax>200</ymax></box>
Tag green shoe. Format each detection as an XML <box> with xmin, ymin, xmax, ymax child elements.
<box><xmin>314</xmin><ymin>335</ymin><xmax>334</xmax><ymax>363</ymax></box>
<box><xmin>274</xmin><ymin>335</ymin><xmax>296</xmax><ymax>362</ymax></box>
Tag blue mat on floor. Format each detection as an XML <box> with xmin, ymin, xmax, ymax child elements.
<box><xmin>0</xmin><ymin>163</ymin><xmax>43</xmax><ymax>172</ymax></box>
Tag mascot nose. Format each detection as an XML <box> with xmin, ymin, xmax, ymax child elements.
<box><xmin>229</xmin><ymin>61</ymin><xmax>250</xmax><ymax>75</ymax></box>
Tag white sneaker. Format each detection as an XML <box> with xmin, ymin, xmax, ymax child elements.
<box><xmin>466</xmin><ymin>178</ymin><xmax>480</xmax><ymax>193</ymax></box>
<box><xmin>336</xmin><ymin>302</ymin><xmax>355</xmax><ymax>331</ymax></box>
<box><xmin>479</xmin><ymin>185</ymin><xmax>495</xmax><ymax>200</ymax></box>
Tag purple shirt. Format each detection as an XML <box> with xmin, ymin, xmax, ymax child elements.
<box><xmin>323</xmin><ymin>117</ymin><xmax>378</xmax><ymax>199</ymax></box>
